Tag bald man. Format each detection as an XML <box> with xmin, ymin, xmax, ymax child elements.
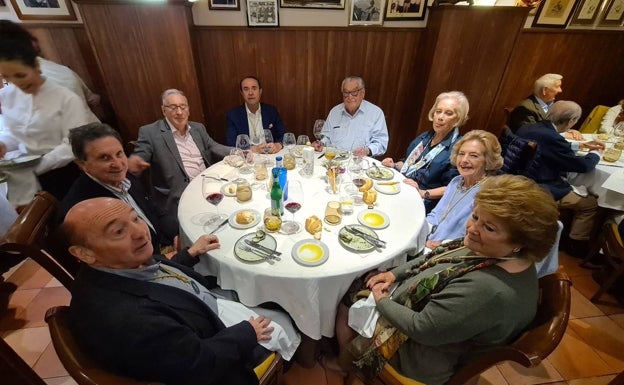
<box><xmin>64</xmin><ymin>198</ymin><xmax>300</xmax><ymax>385</ymax></box>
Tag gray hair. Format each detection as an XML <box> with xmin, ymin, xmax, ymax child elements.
<box><xmin>533</xmin><ymin>74</ymin><xmax>563</xmax><ymax>95</ymax></box>
<box><xmin>546</xmin><ymin>100</ymin><xmax>582</xmax><ymax>128</ymax></box>
<box><xmin>69</xmin><ymin>123</ymin><xmax>123</xmax><ymax>161</ymax></box>
<box><xmin>161</xmin><ymin>89</ymin><xmax>186</xmax><ymax>105</ymax></box>
<box><xmin>341</xmin><ymin>76</ymin><xmax>365</xmax><ymax>90</ymax></box>
<box><xmin>427</xmin><ymin>91</ymin><xmax>470</xmax><ymax>127</ymax></box>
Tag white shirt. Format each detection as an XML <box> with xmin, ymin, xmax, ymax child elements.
<box><xmin>246</xmin><ymin>104</ymin><xmax>265</xmax><ymax>144</ymax></box>
<box><xmin>38</xmin><ymin>57</ymin><xmax>96</xmax><ymax>106</ymax></box>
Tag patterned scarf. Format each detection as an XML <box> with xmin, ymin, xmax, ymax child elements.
<box><xmin>348</xmin><ymin>239</ymin><xmax>499</xmax><ymax>380</ymax></box>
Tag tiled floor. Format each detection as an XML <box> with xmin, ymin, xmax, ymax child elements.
<box><xmin>1</xmin><ymin>252</ymin><xmax>623</xmax><ymax>385</ymax></box>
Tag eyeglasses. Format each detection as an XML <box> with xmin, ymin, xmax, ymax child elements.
<box><xmin>342</xmin><ymin>88</ymin><xmax>363</xmax><ymax>98</ymax></box>
<box><xmin>163</xmin><ymin>104</ymin><xmax>188</xmax><ymax>112</ymax></box>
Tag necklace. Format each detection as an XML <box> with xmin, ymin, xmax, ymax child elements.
<box><xmin>429</xmin><ymin>176</ymin><xmax>487</xmax><ymax>236</ymax></box>
<box><xmin>153</xmin><ymin>265</ymin><xmax>200</xmax><ymax>294</ymax></box>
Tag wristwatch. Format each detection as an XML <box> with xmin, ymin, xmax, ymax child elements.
<box><xmin>424</xmin><ymin>190</ymin><xmax>430</xmax><ymax>199</ymax></box>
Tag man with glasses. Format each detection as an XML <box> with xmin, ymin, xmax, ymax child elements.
<box><xmin>508</xmin><ymin>73</ymin><xmax>563</xmax><ymax>133</ymax></box>
<box><xmin>314</xmin><ymin>76</ymin><xmax>388</xmax><ymax>157</ymax></box>
<box><xmin>128</xmin><ymin>89</ymin><xmax>231</xmax><ymax>220</ymax></box>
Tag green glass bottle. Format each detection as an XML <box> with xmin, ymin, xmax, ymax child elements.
<box><xmin>270</xmin><ymin>170</ymin><xmax>283</xmax><ymax>215</ymax></box>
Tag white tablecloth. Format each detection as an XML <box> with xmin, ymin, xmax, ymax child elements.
<box><xmin>178</xmin><ymin>152</ymin><xmax>427</xmax><ymax>340</ymax></box>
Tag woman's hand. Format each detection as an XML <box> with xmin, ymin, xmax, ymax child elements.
<box><xmin>248</xmin><ymin>315</ymin><xmax>274</xmax><ymax>342</ymax></box>
<box><xmin>381</xmin><ymin>157</ymin><xmax>394</xmax><ymax>167</ymax></box>
<box><xmin>403</xmin><ymin>179</ymin><xmax>419</xmax><ymax>189</ymax></box>
<box><xmin>426</xmin><ymin>239</ymin><xmax>442</xmax><ymax>249</ymax></box>
<box><xmin>188</xmin><ymin>234</ymin><xmax>221</xmax><ymax>257</ymax></box>
<box><xmin>366</xmin><ymin>271</ymin><xmax>395</xmax><ymax>292</ymax></box>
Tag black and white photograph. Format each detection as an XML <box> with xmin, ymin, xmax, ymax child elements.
<box><xmin>280</xmin><ymin>0</ymin><xmax>345</xmax><ymax>9</ymax></box>
<box><xmin>209</xmin><ymin>0</ymin><xmax>241</xmax><ymax>11</ymax></box>
<box><xmin>9</xmin><ymin>0</ymin><xmax>76</xmax><ymax>20</ymax></box>
<box><xmin>349</xmin><ymin>0</ymin><xmax>386</xmax><ymax>25</ymax></box>
<box><xmin>247</xmin><ymin>0</ymin><xmax>279</xmax><ymax>26</ymax></box>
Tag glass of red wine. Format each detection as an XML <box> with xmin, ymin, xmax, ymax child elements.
<box><xmin>282</xmin><ymin>181</ymin><xmax>303</xmax><ymax>234</ymax></box>
<box><xmin>203</xmin><ymin>177</ymin><xmax>228</xmax><ymax>225</ymax></box>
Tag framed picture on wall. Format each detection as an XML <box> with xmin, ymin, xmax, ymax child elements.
<box><xmin>280</xmin><ymin>0</ymin><xmax>345</xmax><ymax>9</ymax></box>
<box><xmin>209</xmin><ymin>0</ymin><xmax>241</xmax><ymax>10</ymax></box>
<box><xmin>598</xmin><ymin>0</ymin><xmax>624</xmax><ymax>25</ymax></box>
<box><xmin>531</xmin><ymin>0</ymin><xmax>577</xmax><ymax>27</ymax></box>
<box><xmin>570</xmin><ymin>0</ymin><xmax>603</xmax><ymax>24</ymax></box>
<box><xmin>246</xmin><ymin>0</ymin><xmax>279</xmax><ymax>27</ymax></box>
<box><xmin>349</xmin><ymin>0</ymin><xmax>387</xmax><ymax>25</ymax></box>
<box><xmin>384</xmin><ymin>0</ymin><xmax>426</xmax><ymax>20</ymax></box>
<box><xmin>0</xmin><ymin>0</ymin><xmax>6</xmax><ymax>7</ymax></box>
<box><xmin>9</xmin><ymin>0</ymin><xmax>77</xmax><ymax>21</ymax></box>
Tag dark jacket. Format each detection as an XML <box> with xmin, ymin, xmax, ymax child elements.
<box><xmin>508</xmin><ymin>95</ymin><xmax>547</xmax><ymax>133</ymax></box>
<box><xmin>225</xmin><ymin>103</ymin><xmax>286</xmax><ymax>146</ymax></box>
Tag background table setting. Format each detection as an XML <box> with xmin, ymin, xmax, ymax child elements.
<box><xmin>178</xmin><ymin>146</ymin><xmax>427</xmax><ymax>339</ymax></box>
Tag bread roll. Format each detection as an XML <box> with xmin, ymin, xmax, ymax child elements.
<box><xmin>236</xmin><ymin>210</ymin><xmax>255</xmax><ymax>225</ymax></box>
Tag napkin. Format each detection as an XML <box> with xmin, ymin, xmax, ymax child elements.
<box><xmin>203</xmin><ymin>163</ymin><xmax>238</xmax><ymax>181</ymax></box>
<box><xmin>348</xmin><ymin>292</ymin><xmax>380</xmax><ymax>338</ymax></box>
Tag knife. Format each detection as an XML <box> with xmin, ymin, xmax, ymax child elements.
<box><xmin>346</xmin><ymin>226</ymin><xmax>386</xmax><ymax>247</ymax></box>
<box><xmin>207</xmin><ymin>217</ymin><xmax>229</xmax><ymax>235</ymax></box>
<box><xmin>245</xmin><ymin>240</ymin><xmax>282</xmax><ymax>259</ymax></box>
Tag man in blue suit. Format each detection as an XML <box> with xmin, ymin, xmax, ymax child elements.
<box><xmin>516</xmin><ymin>100</ymin><xmax>605</xmax><ymax>258</ymax></box>
<box><xmin>225</xmin><ymin>76</ymin><xmax>286</xmax><ymax>152</ymax></box>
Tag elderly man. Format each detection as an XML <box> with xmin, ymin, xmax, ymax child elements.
<box><xmin>225</xmin><ymin>76</ymin><xmax>286</xmax><ymax>153</ymax></box>
<box><xmin>128</xmin><ymin>89</ymin><xmax>231</xmax><ymax>219</ymax></box>
<box><xmin>508</xmin><ymin>73</ymin><xmax>563</xmax><ymax>133</ymax></box>
<box><xmin>516</xmin><ymin>101</ymin><xmax>604</xmax><ymax>258</ymax></box>
<box><xmin>64</xmin><ymin>198</ymin><xmax>299</xmax><ymax>385</ymax></box>
<box><xmin>313</xmin><ymin>76</ymin><xmax>388</xmax><ymax>157</ymax></box>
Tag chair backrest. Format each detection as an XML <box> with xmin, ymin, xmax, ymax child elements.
<box><xmin>586</xmin><ymin>221</ymin><xmax>624</xmax><ymax>304</ymax></box>
<box><xmin>580</xmin><ymin>105</ymin><xmax>610</xmax><ymax>134</ymax></box>
<box><xmin>535</xmin><ymin>221</ymin><xmax>563</xmax><ymax>278</ymax></box>
<box><xmin>499</xmin><ymin>126</ymin><xmax>538</xmax><ymax>175</ymax></box>
<box><xmin>0</xmin><ymin>191</ymin><xmax>77</xmax><ymax>289</ymax></box>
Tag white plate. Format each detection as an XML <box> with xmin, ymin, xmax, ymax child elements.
<box><xmin>338</xmin><ymin>225</ymin><xmax>379</xmax><ymax>253</ymax></box>
<box><xmin>234</xmin><ymin>232</ymin><xmax>277</xmax><ymax>262</ymax></box>
<box><xmin>374</xmin><ymin>182</ymin><xmax>401</xmax><ymax>195</ymax></box>
<box><xmin>228</xmin><ymin>209</ymin><xmax>261</xmax><ymax>229</ymax></box>
<box><xmin>291</xmin><ymin>239</ymin><xmax>329</xmax><ymax>266</ymax></box>
<box><xmin>366</xmin><ymin>167</ymin><xmax>394</xmax><ymax>180</ymax></box>
<box><xmin>0</xmin><ymin>155</ymin><xmax>42</xmax><ymax>170</ymax></box>
<box><xmin>357</xmin><ymin>209</ymin><xmax>390</xmax><ymax>229</ymax></box>
<box><xmin>220</xmin><ymin>182</ymin><xmax>237</xmax><ymax>197</ymax></box>
<box><xmin>334</xmin><ymin>150</ymin><xmax>350</xmax><ymax>161</ymax></box>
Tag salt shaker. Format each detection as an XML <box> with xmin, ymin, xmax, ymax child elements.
<box><xmin>302</xmin><ymin>146</ymin><xmax>315</xmax><ymax>177</ymax></box>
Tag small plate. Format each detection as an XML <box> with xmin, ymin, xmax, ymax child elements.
<box><xmin>291</xmin><ymin>239</ymin><xmax>329</xmax><ymax>266</ymax></box>
<box><xmin>374</xmin><ymin>182</ymin><xmax>401</xmax><ymax>195</ymax></box>
<box><xmin>0</xmin><ymin>155</ymin><xmax>42</xmax><ymax>170</ymax></box>
<box><xmin>334</xmin><ymin>150</ymin><xmax>350</xmax><ymax>161</ymax></box>
<box><xmin>366</xmin><ymin>167</ymin><xmax>393</xmax><ymax>180</ymax></box>
<box><xmin>234</xmin><ymin>232</ymin><xmax>277</xmax><ymax>262</ymax></box>
<box><xmin>228</xmin><ymin>209</ymin><xmax>261</xmax><ymax>229</ymax></box>
<box><xmin>220</xmin><ymin>182</ymin><xmax>237</xmax><ymax>197</ymax></box>
<box><xmin>358</xmin><ymin>209</ymin><xmax>390</xmax><ymax>229</ymax></box>
<box><xmin>338</xmin><ymin>225</ymin><xmax>379</xmax><ymax>253</ymax></box>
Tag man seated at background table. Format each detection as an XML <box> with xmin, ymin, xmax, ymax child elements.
<box><xmin>508</xmin><ymin>73</ymin><xmax>563</xmax><ymax>133</ymax></box>
<box><xmin>128</xmin><ymin>89</ymin><xmax>231</xmax><ymax>220</ymax></box>
<box><xmin>225</xmin><ymin>76</ymin><xmax>285</xmax><ymax>153</ymax></box>
<box><xmin>516</xmin><ymin>100</ymin><xmax>604</xmax><ymax>258</ymax></box>
<box><xmin>64</xmin><ymin>197</ymin><xmax>300</xmax><ymax>385</ymax></box>
<box><xmin>313</xmin><ymin>76</ymin><xmax>388</xmax><ymax>157</ymax></box>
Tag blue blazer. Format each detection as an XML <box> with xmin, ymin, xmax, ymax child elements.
<box><xmin>226</xmin><ymin>103</ymin><xmax>286</xmax><ymax>146</ymax></box>
<box><xmin>516</xmin><ymin>120</ymin><xmax>599</xmax><ymax>200</ymax></box>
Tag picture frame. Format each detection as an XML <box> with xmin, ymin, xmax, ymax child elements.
<box><xmin>598</xmin><ymin>0</ymin><xmax>624</xmax><ymax>25</ymax></box>
<box><xmin>570</xmin><ymin>0</ymin><xmax>602</xmax><ymax>24</ymax></box>
<box><xmin>209</xmin><ymin>0</ymin><xmax>241</xmax><ymax>10</ymax></box>
<box><xmin>516</xmin><ymin>0</ymin><xmax>544</xmax><ymax>16</ymax></box>
<box><xmin>532</xmin><ymin>0</ymin><xmax>577</xmax><ymax>27</ymax></box>
<box><xmin>9</xmin><ymin>0</ymin><xmax>77</xmax><ymax>21</ymax></box>
<box><xmin>349</xmin><ymin>0</ymin><xmax>387</xmax><ymax>25</ymax></box>
<box><xmin>280</xmin><ymin>0</ymin><xmax>345</xmax><ymax>9</ymax></box>
<box><xmin>384</xmin><ymin>0</ymin><xmax>426</xmax><ymax>20</ymax></box>
<box><xmin>0</xmin><ymin>0</ymin><xmax>6</xmax><ymax>6</ymax></box>
<box><xmin>246</xmin><ymin>0</ymin><xmax>279</xmax><ymax>27</ymax></box>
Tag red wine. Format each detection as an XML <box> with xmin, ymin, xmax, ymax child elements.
<box><xmin>352</xmin><ymin>178</ymin><xmax>366</xmax><ymax>188</ymax></box>
<box><xmin>206</xmin><ymin>192</ymin><xmax>224</xmax><ymax>206</ymax></box>
<box><xmin>285</xmin><ymin>202</ymin><xmax>301</xmax><ymax>214</ymax></box>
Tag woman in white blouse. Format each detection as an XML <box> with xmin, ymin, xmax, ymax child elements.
<box><xmin>0</xmin><ymin>22</ymin><xmax>98</xmax><ymax>206</ymax></box>
<box><xmin>599</xmin><ymin>99</ymin><xmax>624</xmax><ymax>135</ymax></box>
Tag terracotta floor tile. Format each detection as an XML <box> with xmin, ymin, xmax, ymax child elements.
<box><xmin>44</xmin><ymin>376</ymin><xmax>78</xmax><ymax>385</ymax></box>
<box><xmin>0</xmin><ymin>288</ymin><xmax>41</xmax><ymax>331</ymax></box>
<box><xmin>548</xmin><ymin>330</ymin><xmax>614</xmax><ymax>379</ymax></box>
<box><xmin>45</xmin><ymin>278</ymin><xmax>63</xmax><ymax>288</ymax></box>
<box><xmin>11</xmin><ymin>287</ymin><xmax>71</xmax><ymax>329</ymax></box>
<box><xmin>567</xmin><ymin>375</ymin><xmax>617</xmax><ymax>385</ymax></box>
<box><xmin>570</xmin><ymin>275</ymin><xmax>624</xmax><ymax>316</ymax></box>
<box><xmin>496</xmin><ymin>359</ymin><xmax>563</xmax><ymax>385</ymax></box>
<box><xmin>474</xmin><ymin>365</ymin><xmax>508</xmax><ymax>385</ymax></box>
<box><xmin>283</xmin><ymin>362</ymin><xmax>328</xmax><ymax>385</ymax></box>
<box><xmin>571</xmin><ymin>287</ymin><xmax>605</xmax><ymax>319</ymax></box>
<box><xmin>568</xmin><ymin>317</ymin><xmax>624</xmax><ymax>372</ymax></box>
<box><xmin>6</xmin><ymin>260</ymin><xmax>53</xmax><ymax>290</ymax></box>
<box><xmin>33</xmin><ymin>342</ymin><xmax>69</xmax><ymax>378</ymax></box>
<box><xmin>2</xmin><ymin>326</ymin><xmax>51</xmax><ymax>366</ymax></box>
<box><xmin>609</xmin><ymin>314</ymin><xmax>624</xmax><ymax>329</ymax></box>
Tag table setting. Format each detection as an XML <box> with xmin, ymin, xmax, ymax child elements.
<box><xmin>178</xmin><ymin>145</ymin><xmax>427</xmax><ymax>339</ymax></box>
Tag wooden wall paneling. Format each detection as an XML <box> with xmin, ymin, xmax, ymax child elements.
<box><xmin>490</xmin><ymin>30</ymin><xmax>624</xmax><ymax>135</ymax></box>
<box><xmin>416</xmin><ymin>6</ymin><xmax>528</xmax><ymax>137</ymax></box>
<box><xmin>74</xmin><ymin>1</ymin><xmax>202</xmax><ymax>143</ymax></box>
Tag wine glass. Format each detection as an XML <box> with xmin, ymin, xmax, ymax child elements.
<box><xmin>263</xmin><ymin>129</ymin><xmax>274</xmax><ymax>166</ymax></box>
<box><xmin>282</xmin><ymin>180</ymin><xmax>303</xmax><ymax>234</ymax></box>
<box><xmin>297</xmin><ymin>135</ymin><xmax>310</xmax><ymax>146</ymax></box>
<box><xmin>324</xmin><ymin>138</ymin><xmax>336</xmax><ymax>161</ymax></box>
<box><xmin>313</xmin><ymin>119</ymin><xmax>325</xmax><ymax>141</ymax></box>
<box><xmin>236</xmin><ymin>134</ymin><xmax>253</xmax><ymax>174</ymax></box>
<box><xmin>283</xmin><ymin>132</ymin><xmax>296</xmax><ymax>154</ymax></box>
<box><xmin>202</xmin><ymin>177</ymin><xmax>227</xmax><ymax>225</ymax></box>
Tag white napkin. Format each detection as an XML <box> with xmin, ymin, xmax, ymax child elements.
<box><xmin>348</xmin><ymin>292</ymin><xmax>380</xmax><ymax>338</ymax></box>
<box><xmin>203</xmin><ymin>163</ymin><xmax>238</xmax><ymax>181</ymax></box>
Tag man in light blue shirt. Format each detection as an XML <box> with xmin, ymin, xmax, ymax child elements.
<box><xmin>314</xmin><ymin>76</ymin><xmax>388</xmax><ymax>157</ymax></box>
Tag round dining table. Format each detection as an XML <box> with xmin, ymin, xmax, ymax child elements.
<box><xmin>178</xmin><ymin>150</ymin><xmax>428</xmax><ymax>340</ymax></box>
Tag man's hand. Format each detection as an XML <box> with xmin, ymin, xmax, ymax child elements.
<box><xmin>248</xmin><ymin>315</ymin><xmax>274</xmax><ymax>342</ymax></box>
<box><xmin>268</xmin><ymin>142</ymin><xmax>282</xmax><ymax>154</ymax></box>
<box><xmin>353</xmin><ymin>147</ymin><xmax>369</xmax><ymax>157</ymax></box>
<box><xmin>403</xmin><ymin>179</ymin><xmax>419</xmax><ymax>189</ymax></box>
<box><xmin>0</xmin><ymin>142</ymin><xmax>6</xmax><ymax>159</ymax></box>
<box><xmin>366</xmin><ymin>271</ymin><xmax>395</xmax><ymax>293</ymax></box>
<box><xmin>426</xmin><ymin>239</ymin><xmax>442</xmax><ymax>249</ymax></box>
<box><xmin>127</xmin><ymin>155</ymin><xmax>150</xmax><ymax>174</ymax></box>
<box><xmin>580</xmin><ymin>140</ymin><xmax>606</xmax><ymax>152</ymax></box>
<box><xmin>564</xmin><ymin>129</ymin><xmax>584</xmax><ymax>141</ymax></box>
<box><xmin>312</xmin><ymin>141</ymin><xmax>324</xmax><ymax>152</ymax></box>
<box><xmin>188</xmin><ymin>234</ymin><xmax>221</xmax><ymax>257</ymax></box>
<box><xmin>370</xmin><ymin>282</ymin><xmax>391</xmax><ymax>302</ymax></box>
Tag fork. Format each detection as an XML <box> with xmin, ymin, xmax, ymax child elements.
<box><xmin>239</xmin><ymin>245</ymin><xmax>275</xmax><ymax>264</ymax></box>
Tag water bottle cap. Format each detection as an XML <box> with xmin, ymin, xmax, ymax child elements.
<box><xmin>276</xmin><ymin>156</ymin><xmax>283</xmax><ymax>161</ymax></box>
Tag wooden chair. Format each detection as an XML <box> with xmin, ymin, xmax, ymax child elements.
<box><xmin>45</xmin><ymin>306</ymin><xmax>284</xmax><ymax>385</ymax></box>
<box><xmin>0</xmin><ymin>337</ymin><xmax>47</xmax><ymax>385</ymax></box>
<box><xmin>579</xmin><ymin>105</ymin><xmax>610</xmax><ymax>134</ymax></box>
<box><xmin>581</xmin><ymin>221</ymin><xmax>624</xmax><ymax>306</ymax></box>
<box><xmin>0</xmin><ymin>191</ymin><xmax>77</xmax><ymax>289</ymax></box>
<box><xmin>373</xmin><ymin>270</ymin><xmax>572</xmax><ymax>385</ymax></box>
